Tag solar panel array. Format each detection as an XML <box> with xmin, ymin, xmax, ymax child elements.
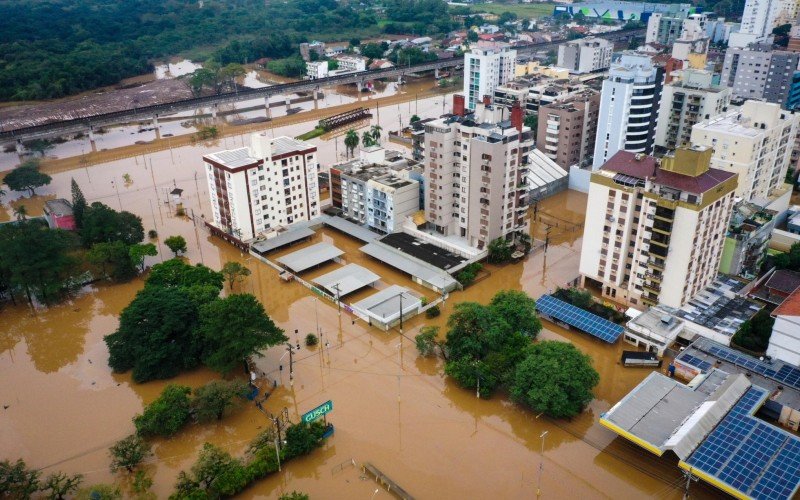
<box><xmin>685</xmin><ymin>387</ymin><xmax>800</xmax><ymax>500</ymax></box>
<box><xmin>706</xmin><ymin>344</ymin><xmax>800</xmax><ymax>391</ymax></box>
<box><xmin>675</xmin><ymin>353</ymin><xmax>712</xmax><ymax>372</ymax></box>
<box><xmin>535</xmin><ymin>295</ymin><xmax>623</xmax><ymax>343</ymax></box>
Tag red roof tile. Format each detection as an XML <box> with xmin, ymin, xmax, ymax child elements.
<box><xmin>773</xmin><ymin>287</ymin><xmax>800</xmax><ymax>316</ymax></box>
<box><xmin>601</xmin><ymin>151</ymin><xmax>737</xmax><ymax>194</ymax></box>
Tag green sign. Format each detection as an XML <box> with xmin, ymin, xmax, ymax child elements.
<box><xmin>301</xmin><ymin>400</ymin><xmax>333</xmax><ymax>423</ymax></box>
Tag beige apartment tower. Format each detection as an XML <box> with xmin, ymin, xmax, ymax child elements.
<box><xmin>579</xmin><ymin>147</ymin><xmax>738</xmax><ymax>309</ymax></box>
<box><xmin>423</xmin><ymin>101</ymin><xmax>532</xmax><ymax>250</ymax></box>
<box><xmin>536</xmin><ymin>89</ymin><xmax>600</xmax><ymax>170</ymax></box>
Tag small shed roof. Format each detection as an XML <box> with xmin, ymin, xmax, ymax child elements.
<box><xmin>312</xmin><ymin>263</ymin><xmax>380</xmax><ymax>297</ymax></box>
<box><xmin>276</xmin><ymin>242</ymin><xmax>343</xmax><ymax>273</ymax></box>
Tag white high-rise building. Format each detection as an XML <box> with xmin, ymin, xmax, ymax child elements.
<box><xmin>579</xmin><ymin>147</ymin><xmax>738</xmax><ymax>309</ymax></box>
<box><xmin>732</xmin><ymin>0</ymin><xmax>781</xmax><ymax>46</ymax></box>
<box><xmin>557</xmin><ymin>37</ymin><xmax>613</xmax><ymax>74</ymax></box>
<box><xmin>463</xmin><ymin>41</ymin><xmax>516</xmax><ymax>110</ymax></box>
<box><xmin>592</xmin><ymin>53</ymin><xmax>663</xmax><ymax>169</ymax></box>
<box><xmin>204</xmin><ymin>133</ymin><xmax>320</xmax><ymax>242</ymax></box>
<box><xmin>691</xmin><ymin>100</ymin><xmax>798</xmax><ymax>203</ymax></box>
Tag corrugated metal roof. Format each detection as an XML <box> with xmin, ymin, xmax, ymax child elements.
<box><xmin>312</xmin><ymin>263</ymin><xmax>380</xmax><ymax>297</ymax></box>
<box><xmin>276</xmin><ymin>242</ymin><xmax>343</xmax><ymax>273</ymax></box>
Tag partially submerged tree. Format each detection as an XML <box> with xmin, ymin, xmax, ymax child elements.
<box><xmin>109</xmin><ymin>434</ymin><xmax>152</xmax><ymax>473</ymax></box>
<box><xmin>192</xmin><ymin>380</ymin><xmax>249</xmax><ymax>423</ymax></box>
<box><xmin>81</xmin><ymin>202</ymin><xmax>144</xmax><ymax>247</ymax></box>
<box><xmin>344</xmin><ymin>129</ymin><xmax>359</xmax><ymax>158</ymax></box>
<box><xmin>71</xmin><ymin>178</ymin><xmax>87</xmax><ymax>228</ymax></box>
<box><xmin>134</xmin><ymin>384</ymin><xmax>193</xmax><ymax>437</ymax></box>
<box><xmin>164</xmin><ymin>235</ymin><xmax>187</xmax><ymax>257</ymax></box>
<box><xmin>88</xmin><ymin>241</ymin><xmax>137</xmax><ymax>282</ymax></box>
<box><xmin>221</xmin><ymin>261</ymin><xmax>251</xmax><ymax>291</ymax></box>
<box><xmin>129</xmin><ymin>243</ymin><xmax>158</xmax><ymax>272</ymax></box>
<box><xmin>0</xmin><ymin>459</ymin><xmax>41</xmax><ymax>498</ymax></box>
<box><xmin>41</xmin><ymin>471</ymin><xmax>84</xmax><ymax>500</ymax></box>
<box><xmin>3</xmin><ymin>159</ymin><xmax>52</xmax><ymax>196</ymax></box>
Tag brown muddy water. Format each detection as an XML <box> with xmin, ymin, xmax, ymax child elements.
<box><xmin>0</xmin><ymin>108</ymin><xmax>722</xmax><ymax>499</ymax></box>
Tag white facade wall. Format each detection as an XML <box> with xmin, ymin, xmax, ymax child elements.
<box><xmin>740</xmin><ymin>0</ymin><xmax>781</xmax><ymax>38</ymax></box>
<box><xmin>306</xmin><ymin>61</ymin><xmax>329</xmax><ymax>79</ymax></box>
<box><xmin>463</xmin><ymin>43</ymin><xmax>517</xmax><ymax>110</ymax></box>
<box><xmin>767</xmin><ymin>314</ymin><xmax>800</xmax><ymax>365</ymax></box>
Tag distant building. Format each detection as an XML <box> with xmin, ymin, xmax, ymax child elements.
<box><xmin>768</xmin><ymin>288</ymin><xmax>800</xmax><ymax>365</ymax></box>
<box><xmin>368</xmin><ymin>59</ymin><xmax>394</xmax><ymax>70</ymax></box>
<box><xmin>750</xmin><ymin>268</ymin><xmax>800</xmax><ymax>306</ymax></box>
<box><xmin>335</xmin><ymin>55</ymin><xmax>367</xmax><ymax>72</ymax></box>
<box><xmin>720</xmin><ymin>44</ymin><xmax>800</xmax><ymax>104</ymax></box>
<box><xmin>592</xmin><ymin>53</ymin><xmax>664</xmax><ymax>169</ymax></box>
<box><xmin>654</xmin><ymin>69</ymin><xmax>731</xmax><ymax>151</ymax></box>
<box><xmin>43</xmin><ymin>199</ymin><xmax>75</xmax><ymax>231</ymax></box>
<box><xmin>204</xmin><ymin>133</ymin><xmax>319</xmax><ymax>242</ymax></box>
<box><xmin>719</xmin><ymin>201</ymin><xmax>777</xmax><ymax>279</ymax></box>
<box><xmin>579</xmin><ymin>147</ymin><xmax>738</xmax><ymax>308</ymax></box>
<box><xmin>536</xmin><ymin>89</ymin><xmax>600</xmax><ymax>170</ymax></box>
<box><xmin>739</xmin><ymin>0</ymin><xmax>782</xmax><ymax>41</ymax></box>
<box><xmin>299</xmin><ymin>41</ymin><xmax>326</xmax><ymax>62</ymax></box>
<box><xmin>691</xmin><ymin>100</ymin><xmax>798</xmax><ymax>203</ymax></box>
<box><xmin>645</xmin><ymin>12</ymin><xmax>686</xmax><ymax>46</ymax></box>
<box><xmin>306</xmin><ymin>60</ymin><xmax>329</xmax><ymax>80</ymax></box>
<box><xmin>557</xmin><ymin>37</ymin><xmax>613</xmax><ymax>74</ymax></box>
<box><xmin>463</xmin><ymin>41</ymin><xmax>517</xmax><ymax>110</ymax></box>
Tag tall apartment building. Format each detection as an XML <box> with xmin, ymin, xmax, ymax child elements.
<box><xmin>557</xmin><ymin>37</ymin><xmax>613</xmax><ymax>74</ymax></box>
<box><xmin>463</xmin><ymin>41</ymin><xmax>517</xmax><ymax>110</ymax></box>
<box><xmin>423</xmin><ymin>101</ymin><xmax>531</xmax><ymax>249</ymax></box>
<box><xmin>691</xmin><ymin>100</ymin><xmax>798</xmax><ymax>202</ymax></box>
<box><xmin>536</xmin><ymin>90</ymin><xmax>600</xmax><ymax>169</ymax></box>
<box><xmin>579</xmin><ymin>147</ymin><xmax>738</xmax><ymax>308</ymax></box>
<box><xmin>738</xmin><ymin>0</ymin><xmax>781</xmax><ymax>40</ymax></box>
<box><xmin>646</xmin><ymin>13</ymin><xmax>686</xmax><ymax>45</ymax></box>
<box><xmin>654</xmin><ymin>69</ymin><xmax>731</xmax><ymax>151</ymax></box>
<box><xmin>592</xmin><ymin>53</ymin><xmax>664</xmax><ymax>169</ymax></box>
<box><xmin>204</xmin><ymin>133</ymin><xmax>319</xmax><ymax>242</ymax></box>
<box><xmin>721</xmin><ymin>44</ymin><xmax>800</xmax><ymax>104</ymax></box>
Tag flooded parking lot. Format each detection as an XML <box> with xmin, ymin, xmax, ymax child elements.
<box><xmin>0</xmin><ymin>104</ymin><xmax>723</xmax><ymax>498</ymax></box>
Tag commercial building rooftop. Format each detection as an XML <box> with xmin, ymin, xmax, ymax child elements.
<box><xmin>43</xmin><ymin>199</ymin><xmax>73</xmax><ymax>217</ymax></box>
<box><xmin>379</xmin><ymin>232</ymin><xmax>467</xmax><ymax>271</ymax></box>
<box><xmin>276</xmin><ymin>242</ymin><xmax>343</xmax><ymax>273</ymax></box>
<box><xmin>774</xmin><ymin>287</ymin><xmax>800</xmax><ymax>317</ymax></box>
<box><xmin>204</xmin><ymin>147</ymin><xmax>258</xmax><ymax>169</ymax></box>
<box><xmin>311</xmin><ymin>263</ymin><xmax>380</xmax><ymax>297</ymax></box>
<box><xmin>670</xmin><ymin>276</ymin><xmax>760</xmax><ymax>337</ymax></box>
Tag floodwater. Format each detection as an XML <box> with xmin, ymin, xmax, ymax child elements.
<box><xmin>154</xmin><ymin>60</ymin><xmax>203</xmax><ymax>80</ymax></box>
<box><xmin>0</xmin><ymin>76</ymin><xmax>440</xmax><ymax>172</ymax></box>
<box><xmin>0</xmin><ymin>104</ymin><xmax>722</xmax><ymax>499</ymax></box>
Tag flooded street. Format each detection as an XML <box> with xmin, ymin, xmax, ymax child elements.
<box><xmin>0</xmin><ymin>100</ymin><xmax>721</xmax><ymax>499</ymax></box>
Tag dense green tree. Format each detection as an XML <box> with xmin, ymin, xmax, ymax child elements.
<box><xmin>105</xmin><ymin>286</ymin><xmax>202</xmax><ymax>382</ymax></box>
<box><xmin>415</xmin><ymin>325</ymin><xmax>441</xmax><ymax>357</ymax></box>
<box><xmin>41</xmin><ymin>471</ymin><xmax>84</xmax><ymax>500</ymax></box>
<box><xmin>81</xmin><ymin>202</ymin><xmax>144</xmax><ymax>247</ymax></box>
<box><xmin>198</xmin><ymin>294</ymin><xmax>287</xmax><ymax>375</ymax></box>
<box><xmin>487</xmin><ymin>237</ymin><xmax>513</xmax><ymax>263</ymax></box>
<box><xmin>3</xmin><ymin>159</ymin><xmax>52</xmax><ymax>196</ymax></box>
<box><xmin>164</xmin><ymin>235</ymin><xmax>187</xmax><ymax>257</ymax></box>
<box><xmin>360</xmin><ymin>42</ymin><xmax>386</xmax><ymax>59</ymax></box>
<box><xmin>192</xmin><ymin>380</ymin><xmax>249</xmax><ymax>423</ymax></box>
<box><xmin>466</xmin><ymin>30</ymin><xmax>479</xmax><ymax>42</ymax></box>
<box><xmin>129</xmin><ymin>243</ymin><xmax>158</xmax><ymax>272</ymax></box>
<box><xmin>266</xmin><ymin>56</ymin><xmax>307</xmax><ymax>77</ymax></box>
<box><xmin>221</xmin><ymin>261</ymin><xmax>251</xmax><ymax>291</ymax></box>
<box><xmin>88</xmin><ymin>241</ymin><xmax>137</xmax><ymax>282</ymax></box>
<box><xmin>773</xmin><ymin>242</ymin><xmax>800</xmax><ymax>271</ymax></box>
<box><xmin>510</xmin><ymin>341</ymin><xmax>599</xmax><ymax>419</ymax></box>
<box><xmin>109</xmin><ymin>434</ymin><xmax>152</xmax><ymax>473</ymax></box>
<box><xmin>280</xmin><ymin>492</ymin><xmax>310</xmax><ymax>500</ymax></box>
<box><xmin>0</xmin><ymin>459</ymin><xmax>40</xmax><ymax>498</ymax></box>
<box><xmin>70</xmin><ymin>178</ymin><xmax>87</xmax><ymax>229</ymax></box>
<box><xmin>362</xmin><ymin>130</ymin><xmax>376</xmax><ymax>148</ymax></box>
<box><xmin>732</xmin><ymin>309</ymin><xmax>775</xmax><ymax>352</ymax></box>
<box><xmin>283</xmin><ymin>421</ymin><xmax>327</xmax><ymax>459</ymax></box>
<box><xmin>179</xmin><ymin>443</ymin><xmax>249</xmax><ymax>498</ymax></box>
<box><xmin>145</xmin><ymin>259</ymin><xmax>224</xmax><ymax>293</ymax></box>
<box><xmin>490</xmin><ymin>290</ymin><xmax>542</xmax><ymax>339</ymax></box>
<box><xmin>13</xmin><ymin>205</ymin><xmax>28</xmax><ymax>221</ymax></box>
<box><xmin>134</xmin><ymin>384</ymin><xmax>193</xmax><ymax>437</ymax></box>
<box><xmin>0</xmin><ymin>220</ymin><xmax>78</xmax><ymax>305</ymax></box>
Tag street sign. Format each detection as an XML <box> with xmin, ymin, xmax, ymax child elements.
<box><xmin>301</xmin><ymin>400</ymin><xmax>333</xmax><ymax>423</ymax></box>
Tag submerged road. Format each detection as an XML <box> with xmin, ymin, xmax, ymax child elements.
<box><xmin>0</xmin><ymin>28</ymin><xmax>644</xmax><ymax>143</ymax></box>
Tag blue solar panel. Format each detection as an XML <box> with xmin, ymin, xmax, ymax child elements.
<box><xmin>685</xmin><ymin>387</ymin><xmax>800</xmax><ymax>500</ymax></box>
<box><xmin>675</xmin><ymin>353</ymin><xmax>712</xmax><ymax>372</ymax></box>
<box><xmin>704</xmin><ymin>344</ymin><xmax>800</xmax><ymax>391</ymax></box>
<box><xmin>535</xmin><ymin>295</ymin><xmax>623</xmax><ymax>343</ymax></box>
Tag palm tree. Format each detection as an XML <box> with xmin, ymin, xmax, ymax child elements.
<box><xmin>14</xmin><ymin>204</ymin><xmax>27</xmax><ymax>221</ymax></box>
<box><xmin>370</xmin><ymin>125</ymin><xmax>382</xmax><ymax>145</ymax></box>
<box><xmin>344</xmin><ymin>129</ymin><xmax>359</xmax><ymax>158</ymax></box>
<box><xmin>362</xmin><ymin>131</ymin><xmax>375</xmax><ymax>148</ymax></box>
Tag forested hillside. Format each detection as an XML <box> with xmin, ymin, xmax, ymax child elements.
<box><xmin>0</xmin><ymin>0</ymin><xmax>454</xmax><ymax>102</ymax></box>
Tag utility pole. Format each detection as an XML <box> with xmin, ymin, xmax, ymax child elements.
<box><xmin>682</xmin><ymin>468</ymin><xmax>697</xmax><ymax>499</ymax></box>
<box><xmin>398</xmin><ymin>292</ymin><xmax>404</xmax><ymax>333</ymax></box>
<box><xmin>332</xmin><ymin>283</ymin><xmax>341</xmax><ymax>316</ymax></box>
<box><xmin>537</xmin><ymin>430</ymin><xmax>548</xmax><ymax>498</ymax></box>
<box><xmin>286</xmin><ymin>343</ymin><xmax>295</xmax><ymax>387</ymax></box>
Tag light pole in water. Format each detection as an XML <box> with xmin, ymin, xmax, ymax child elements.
<box><xmin>537</xmin><ymin>430</ymin><xmax>548</xmax><ymax>498</ymax></box>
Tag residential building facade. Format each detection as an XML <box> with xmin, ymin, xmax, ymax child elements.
<box><xmin>204</xmin><ymin>134</ymin><xmax>319</xmax><ymax>242</ymax></box>
<box><xmin>691</xmin><ymin>100</ymin><xmax>798</xmax><ymax>202</ymax></box>
<box><xmin>536</xmin><ymin>90</ymin><xmax>600</xmax><ymax>169</ymax></box>
<box><xmin>654</xmin><ymin>69</ymin><xmax>731</xmax><ymax>151</ymax></box>
<box><xmin>719</xmin><ymin>201</ymin><xmax>777</xmax><ymax>279</ymax></box>
<box><xmin>463</xmin><ymin>41</ymin><xmax>517</xmax><ymax>110</ymax></box>
<box><xmin>767</xmin><ymin>288</ymin><xmax>800</xmax><ymax>365</ymax></box>
<box><xmin>720</xmin><ymin>44</ymin><xmax>800</xmax><ymax>104</ymax></box>
<box><xmin>423</xmin><ymin>101</ymin><xmax>531</xmax><ymax>249</ymax></box>
<box><xmin>579</xmin><ymin>147</ymin><xmax>738</xmax><ymax>308</ymax></box>
<box><xmin>592</xmin><ymin>53</ymin><xmax>664</xmax><ymax>169</ymax></box>
<box><xmin>646</xmin><ymin>13</ymin><xmax>686</xmax><ymax>46</ymax></box>
<box><xmin>306</xmin><ymin>60</ymin><xmax>329</xmax><ymax>80</ymax></box>
<box><xmin>557</xmin><ymin>37</ymin><xmax>613</xmax><ymax>74</ymax></box>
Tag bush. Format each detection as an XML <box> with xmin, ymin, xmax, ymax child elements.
<box><xmin>425</xmin><ymin>305</ymin><xmax>441</xmax><ymax>318</ymax></box>
<box><xmin>305</xmin><ymin>333</ymin><xmax>319</xmax><ymax>346</ymax></box>
<box><xmin>192</xmin><ymin>380</ymin><xmax>248</xmax><ymax>423</ymax></box>
<box><xmin>488</xmin><ymin>237</ymin><xmax>513</xmax><ymax>264</ymax></box>
<box><xmin>456</xmin><ymin>262</ymin><xmax>483</xmax><ymax>286</ymax></box>
<box><xmin>415</xmin><ymin>326</ymin><xmax>439</xmax><ymax>356</ymax></box>
<box><xmin>134</xmin><ymin>384</ymin><xmax>192</xmax><ymax>437</ymax></box>
<box><xmin>732</xmin><ymin>309</ymin><xmax>774</xmax><ymax>352</ymax></box>
<box><xmin>148</xmin><ymin>229</ymin><xmax>158</xmax><ymax>239</ymax></box>
<box><xmin>283</xmin><ymin>421</ymin><xmax>327</xmax><ymax>459</ymax></box>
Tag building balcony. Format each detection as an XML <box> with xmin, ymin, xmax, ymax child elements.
<box><xmin>647</xmin><ymin>258</ymin><xmax>666</xmax><ymax>271</ymax></box>
<box><xmin>642</xmin><ymin>282</ymin><xmax>661</xmax><ymax>294</ymax></box>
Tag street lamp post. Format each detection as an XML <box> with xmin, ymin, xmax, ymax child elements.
<box><xmin>537</xmin><ymin>430</ymin><xmax>548</xmax><ymax>498</ymax></box>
